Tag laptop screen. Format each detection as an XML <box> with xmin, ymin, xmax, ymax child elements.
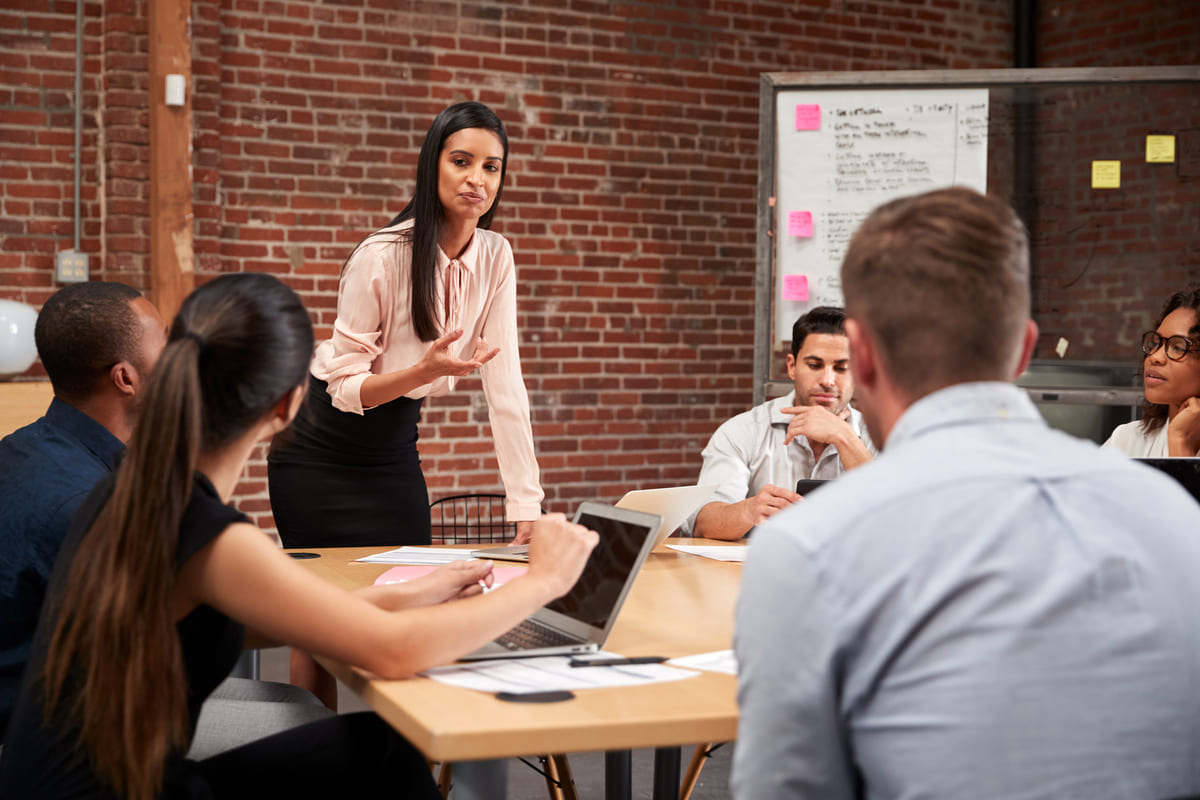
<box><xmin>543</xmin><ymin>507</ymin><xmax>656</xmax><ymax>629</ymax></box>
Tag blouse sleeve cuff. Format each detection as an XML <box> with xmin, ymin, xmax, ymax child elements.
<box><xmin>506</xmin><ymin>501</ymin><xmax>543</xmax><ymax>522</ymax></box>
<box><xmin>329</xmin><ymin>372</ymin><xmax>369</xmax><ymax>415</ymax></box>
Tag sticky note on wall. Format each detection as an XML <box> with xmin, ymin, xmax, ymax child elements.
<box><xmin>1091</xmin><ymin>161</ymin><xmax>1120</xmax><ymax>189</ymax></box>
<box><xmin>787</xmin><ymin>211</ymin><xmax>813</xmax><ymax>237</ymax></box>
<box><xmin>1146</xmin><ymin>135</ymin><xmax>1176</xmax><ymax>163</ymax></box>
<box><xmin>783</xmin><ymin>275</ymin><xmax>809</xmax><ymax>301</ymax></box>
<box><xmin>794</xmin><ymin>104</ymin><xmax>820</xmax><ymax>131</ymax></box>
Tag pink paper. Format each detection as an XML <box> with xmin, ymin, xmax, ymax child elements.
<box><xmin>374</xmin><ymin>564</ymin><xmax>528</xmax><ymax>586</ymax></box>
<box><xmin>787</xmin><ymin>210</ymin><xmax>813</xmax><ymax>237</ymax></box>
<box><xmin>782</xmin><ymin>275</ymin><xmax>809</xmax><ymax>302</ymax></box>
<box><xmin>794</xmin><ymin>104</ymin><xmax>821</xmax><ymax>131</ymax></box>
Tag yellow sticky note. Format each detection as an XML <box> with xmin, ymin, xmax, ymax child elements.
<box><xmin>1092</xmin><ymin>161</ymin><xmax>1120</xmax><ymax>189</ymax></box>
<box><xmin>1146</xmin><ymin>135</ymin><xmax>1175</xmax><ymax>163</ymax></box>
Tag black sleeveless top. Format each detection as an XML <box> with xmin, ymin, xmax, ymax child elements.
<box><xmin>0</xmin><ymin>472</ymin><xmax>248</xmax><ymax>799</ymax></box>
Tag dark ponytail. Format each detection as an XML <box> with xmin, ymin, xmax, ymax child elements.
<box><xmin>43</xmin><ymin>273</ymin><xmax>313</xmax><ymax>800</ymax></box>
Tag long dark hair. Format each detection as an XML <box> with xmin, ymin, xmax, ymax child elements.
<box><xmin>42</xmin><ymin>273</ymin><xmax>314</xmax><ymax>800</ymax></box>
<box><xmin>1140</xmin><ymin>287</ymin><xmax>1200</xmax><ymax>434</ymax></box>
<box><xmin>389</xmin><ymin>101</ymin><xmax>509</xmax><ymax>342</ymax></box>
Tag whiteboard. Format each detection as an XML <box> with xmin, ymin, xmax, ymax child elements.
<box><xmin>773</xmin><ymin>88</ymin><xmax>989</xmax><ymax>343</ymax></box>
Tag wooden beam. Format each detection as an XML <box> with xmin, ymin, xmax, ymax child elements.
<box><xmin>147</xmin><ymin>0</ymin><xmax>193</xmax><ymax>321</ymax></box>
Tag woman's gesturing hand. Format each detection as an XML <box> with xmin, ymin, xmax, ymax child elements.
<box><xmin>418</xmin><ymin>329</ymin><xmax>501</xmax><ymax>380</ymax></box>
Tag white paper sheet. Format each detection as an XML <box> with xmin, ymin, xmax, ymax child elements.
<box><xmin>356</xmin><ymin>546</ymin><xmax>482</xmax><ymax>565</ymax></box>
<box><xmin>423</xmin><ymin>653</ymin><xmax>700</xmax><ymax>695</ymax></box>
<box><xmin>665</xmin><ymin>544</ymin><xmax>747</xmax><ymax>562</ymax></box>
<box><xmin>668</xmin><ymin>650</ymin><xmax>738</xmax><ymax>676</ymax></box>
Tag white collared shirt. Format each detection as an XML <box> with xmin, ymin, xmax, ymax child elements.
<box><xmin>682</xmin><ymin>392</ymin><xmax>875</xmax><ymax>533</ymax></box>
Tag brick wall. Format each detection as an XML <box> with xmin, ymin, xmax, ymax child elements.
<box><xmin>1031</xmin><ymin>1</ymin><xmax>1200</xmax><ymax>366</ymax></box>
<box><xmin>2</xmin><ymin>0</ymin><xmax>1189</xmax><ymax>535</ymax></box>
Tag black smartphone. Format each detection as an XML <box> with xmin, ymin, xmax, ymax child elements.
<box><xmin>795</xmin><ymin>479</ymin><xmax>828</xmax><ymax>496</ymax></box>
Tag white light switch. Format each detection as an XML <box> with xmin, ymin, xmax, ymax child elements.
<box><xmin>165</xmin><ymin>74</ymin><xmax>186</xmax><ymax>107</ymax></box>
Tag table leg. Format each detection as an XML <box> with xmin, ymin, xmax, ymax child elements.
<box><xmin>604</xmin><ymin>750</ymin><xmax>632</xmax><ymax>800</ymax></box>
<box><xmin>451</xmin><ymin>759</ymin><xmax>508</xmax><ymax>800</ymax></box>
<box><xmin>652</xmin><ymin>746</ymin><xmax>682</xmax><ymax>800</ymax></box>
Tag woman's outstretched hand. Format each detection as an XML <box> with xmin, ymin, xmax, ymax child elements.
<box><xmin>419</xmin><ymin>329</ymin><xmax>500</xmax><ymax>380</ymax></box>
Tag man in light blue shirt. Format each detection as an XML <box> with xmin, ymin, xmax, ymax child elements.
<box><xmin>733</xmin><ymin>187</ymin><xmax>1200</xmax><ymax>799</ymax></box>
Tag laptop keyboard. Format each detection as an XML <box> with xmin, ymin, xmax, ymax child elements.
<box><xmin>495</xmin><ymin>619</ymin><xmax>580</xmax><ymax>651</ymax></box>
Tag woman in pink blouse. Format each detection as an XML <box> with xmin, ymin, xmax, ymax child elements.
<box><xmin>268</xmin><ymin>102</ymin><xmax>543</xmax><ymax>549</ymax></box>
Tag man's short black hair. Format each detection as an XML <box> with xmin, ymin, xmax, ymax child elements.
<box><xmin>791</xmin><ymin>306</ymin><xmax>847</xmax><ymax>358</ymax></box>
<box><xmin>34</xmin><ymin>282</ymin><xmax>143</xmax><ymax>401</ymax></box>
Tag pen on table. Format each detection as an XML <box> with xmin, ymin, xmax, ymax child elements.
<box><xmin>569</xmin><ymin>656</ymin><xmax>667</xmax><ymax>668</ymax></box>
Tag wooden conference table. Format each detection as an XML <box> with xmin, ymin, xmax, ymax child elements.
<box><xmin>289</xmin><ymin>540</ymin><xmax>744</xmax><ymax>800</ymax></box>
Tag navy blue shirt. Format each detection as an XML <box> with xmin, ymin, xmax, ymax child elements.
<box><xmin>0</xmin><ymin>398</ymin><xmax>123</xmax><ymax>737</ymax></box>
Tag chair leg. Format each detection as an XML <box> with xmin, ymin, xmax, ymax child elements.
<box><xmin>680</xmin><ymin>743</ymin><xmax>712</xmax><ymax>800</ymax></box>
<box><xmin>437</xmin><ymin>762</ymin><xmax>453</xmax><ymax>798</ymax></box>
<box><xmin>550</xmin><ymin>753</ymin><xmax>578</xmax><ymax>800</ymax></box>
<box><xmin>539</xmin><ymin>754</ymin><xmax>564</xmax><ymax>800</ymax></box>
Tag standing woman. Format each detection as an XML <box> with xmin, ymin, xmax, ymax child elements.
<box><xmin>1104</xmin><ymin>287</ymin><xmax>1200</xmax><ymax>457</ymax></box>
<box><xmin>0</xmin><ymin>274</ymin><xmax>595</xmax><ymax>800</ymax></box>
<box><xmin>269</xmin><ymin>101</ymin><xmax>542</xmax><ymax>548</ymax></box>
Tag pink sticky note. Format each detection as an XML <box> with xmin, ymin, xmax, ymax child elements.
<box><xmin>794</xmin><ymin>104</ymin><xmax>821</xmax><ymax>130</ymax></box>
<box><xmin>787</xmin><ymin>210</ymin><xmax>813</xmax><ymax>237</ymax></box>
<box><xmin>783</xmin><ymin>274</ymin><xmax>809</xmax><ymax>302</ymax></box>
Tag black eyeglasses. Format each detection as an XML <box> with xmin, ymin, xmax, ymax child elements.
<box><xmin>1141</xmin><ymin>331</ymin><xmax>1200</xmax><ymax>362</ymax></box>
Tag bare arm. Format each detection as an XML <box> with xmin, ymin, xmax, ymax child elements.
<box><xmin>177</xmin><ymin>515</ymin><xmax>596</xmax><ymax>679</ymax></box>
<box><xmin>783</xmin><ymin>405</ymin><xmax>874</xmax><ymax>470</ymax></box>
<box><xmin>692</xmin><ymin>484</ymin><xmax>801</xmax><ymax>541</ymax></box>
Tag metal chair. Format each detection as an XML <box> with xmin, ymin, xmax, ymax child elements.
<box><xmin>427</xmin><ymin>494</ymin><xmax>575</xmax><ymax>800</ymax></box>
<box><xmin>430</xmin><ymin>493</ymin><xmax>517</xmax><ymax>544</ymax></box>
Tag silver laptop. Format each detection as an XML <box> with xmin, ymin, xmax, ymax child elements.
<box><xmin>473</xmin><ymin>485</ymin><xmax>716</xmax><ymax>562</ymax></box>
<box><xmin>612</xmin><ymin>484</ymin><xmax>718</xmax><ymax>549</ymax></box>
<box><xmin>458</xmin><ymin>501</ymin><xmax>661</xmax><ymax>661</ymax></box>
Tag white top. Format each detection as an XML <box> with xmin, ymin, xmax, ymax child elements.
<box><xmin>681</xmin><ymin>392</ymin><xmax>875</xmax><ymax>534</ymax></box>
<box><xmin>310</xmin><ymin>220</ymin><xmax>542</xmax><ymax>520</ymax></box>
<box><xmin>1103</xmin><ymin>419</ymin><xmax>1171</xmax><ymax>457</ymax></box>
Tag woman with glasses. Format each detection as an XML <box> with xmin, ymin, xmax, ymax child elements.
<box><xmin>1104</xmin><ymin>287</ymin><xmax>1200</xmax><ymax>457</ymax></box>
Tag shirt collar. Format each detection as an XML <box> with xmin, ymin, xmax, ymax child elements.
<box><xmin>436</xmin><ymin>230</ymin><xmax>479</xmax><ymax>274</ymax></box>
<box><xmin>886</xmin><ymin>382</ymin><xmax>1045</xmax><ymax>451</ymax></box>
<box><xmin>767</xmin><ymin>391</ymin><xmax>800</xmax><ymax>426</ymax></box>
<box><xmin>43</xmin><ymin>396</ymin><xmax>125</xmax><ymax>470</ymax></box>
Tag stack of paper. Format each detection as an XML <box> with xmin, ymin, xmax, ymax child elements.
<box><xmin>356</xmin><ymin>546</ymin><xmax>481</xmax><ymax>565</ymax></box>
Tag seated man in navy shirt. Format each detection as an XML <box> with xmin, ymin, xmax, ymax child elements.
<box><xmin>0</xmin><ymin>282</ymin><xmax>166</xmax><ymax>737</ymax></box>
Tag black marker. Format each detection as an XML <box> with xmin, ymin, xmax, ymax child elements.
<box><xmin>569</xmin><ymin>656</ymin><xmax>667</xmax><ymax>668</ymax></box>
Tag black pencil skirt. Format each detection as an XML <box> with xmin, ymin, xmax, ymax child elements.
<box><xmin>268</xmin><ymin>375</ymin><xmax>432</xmax><ymax>548</ymax></box>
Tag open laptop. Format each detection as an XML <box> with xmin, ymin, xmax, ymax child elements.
<box><xmin>473</xmin><ymin>485</ymin><xmax>716</xmax><ymax>562</ymax></box>
<box><xmin>1135</xmin><ymin>457</ymin><xmax>1200</xmax><ymax>505</ymax></box>
<box><xmin>458</xmin><ymin>501</ymin><xmax>661</xmax><ymax>661</ymax></box>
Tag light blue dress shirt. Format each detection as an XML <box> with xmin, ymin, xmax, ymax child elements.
<box><xmin>734</xmin><ymin>382</ymin><xmax>1200</xmax><ymax>800</ymax></box>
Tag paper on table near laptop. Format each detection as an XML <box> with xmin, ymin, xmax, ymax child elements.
<box><xmin>423</xmin><ymin>653</ymin><xmax>701</xmax><ymax>695</ymax></box>
<box><xmin>665</xmin><ymin>544</ymin><xmax>747</xmax><ymax>562</ymax></box>
<box><xmin>356</xmin><ymin>546</ymin><xmax>480</xmax><ymax>565</ymax></box>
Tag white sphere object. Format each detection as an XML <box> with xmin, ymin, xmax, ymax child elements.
<box><xmin>0</xmin><ymin>299</ymin><xmax>39</xmax><ymax>378</ymax></box>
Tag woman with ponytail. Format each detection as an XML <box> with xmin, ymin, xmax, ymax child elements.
<box><xmin>0</xmin><ymin>273</ymin><xmax>596</xmax><ymax>800</ymax></box>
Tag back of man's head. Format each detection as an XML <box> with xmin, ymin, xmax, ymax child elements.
<box><xmin>790</xmin><ymin>306</ymin><xmax>846</xmax><ymax>358</ymax></box>
<box><xmin>35</xmin><ymin>282</ymin><xmax>143</xmax><ymax>403</ymax></box>
<box><xmin>841</xmin><ymin>187</ymin><xmax>1030</xmax><ymax>400</ymax></box>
